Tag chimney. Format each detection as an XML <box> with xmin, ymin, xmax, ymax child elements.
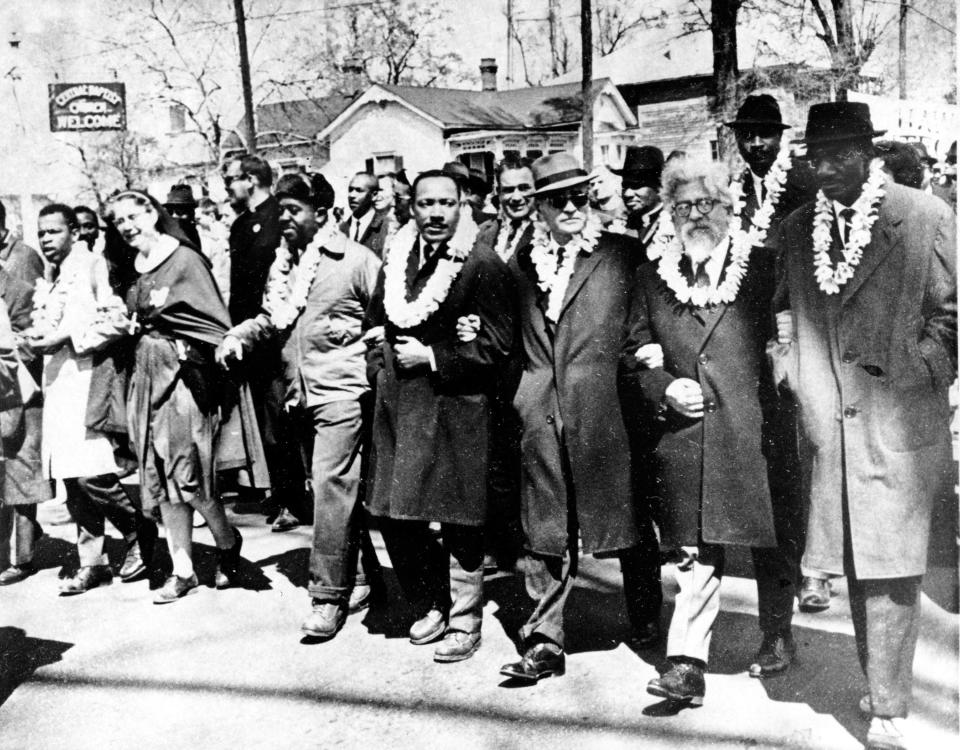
<box><xmin>343</xmin><ymin>57</ymin><xmax>364</xmax><ymax>97</ymax></box>
<box><xmin>480</xmin><ymin>58</ymin><xmax>498</xmax><ymax>92</ymax></box>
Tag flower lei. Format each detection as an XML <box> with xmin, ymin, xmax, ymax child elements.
<box><xmin>263</xmin><ymin>223</ymin><xmax>338</xmax><ymax>331</ymax></box>
<box><xmin>811</xmin><ymin>162</ymin><xmax>885</xmax><ymax>294</ymax></box>
<box><xmin>30</xmin><ymin>276</ymin><xmax>70</xmax><ymax>335</ymax></box>
<box><xmin>494</xmin><ymin>218</ymin><xmax>529</xmax><ymax>261</ymax></box>
<box><xmin>656</xmin><ymin>220</ymin><xmax>753</xmax><ymax>307</ymax></box>
<box><xmin>382</xmin><ymin>217</ymin><xmax>478</xmax><ymax>329</ymax></box>
<box><xmin>528</xmin><ymin>213</ymin><xmax>602</xmax><ymax>322</ymax></box>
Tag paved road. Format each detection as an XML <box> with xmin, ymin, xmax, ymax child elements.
<box><xmin>1</xmin><ymin>504</ymin><xmax>956</xmax><ymax>749</ymax></box>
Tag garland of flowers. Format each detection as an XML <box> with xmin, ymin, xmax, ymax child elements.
<box><xmin>528</xmin><ymin>213</ymin><xmax>602</xmax><ymax>322</ymax></box>
<box><xmin>382</xmin><ymin>217</ymin><xmax>478</xmax><ymax>329</ymax></box>
<box><xmin>811</xmin><ymin>162</ymin><xmax>885</xmax><ymax>294</ymax></box>
<box><xmin>30</xmin><ymin>277</ymin><xmax>69</xmax><ymax>335</ymax></box>
<box><xmin>262</xmin><ymin>224</ymin><xmax>339</xmax><ymax>331</ymax></box>
<box><xmin>656</xmin><ymin>223</ymin><xmax>754</xmax><ymax>308</ymax></box>
<box><xmin>494</xmin><ymin>218</ymin><xmax>529</xmax><ymax>261</ymax></box>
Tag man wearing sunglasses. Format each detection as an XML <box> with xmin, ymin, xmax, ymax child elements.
<box><xmin>498</xmin><ymin>152</ymin><xmax>662</xmax><ymax>684</ymax></box>
<box><xmin>610</xmin><ymin>145</ymin><xmax>665</xmax><ymax>257</ymax></box>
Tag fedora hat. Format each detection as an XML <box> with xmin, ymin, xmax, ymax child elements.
<box><xmin>724</xmin><ymin>94</ymin><xmax>790</xmax><ymax>131</ymax></box>
<box><xmin>610</xmin><ymin>145</ymin><xmax>665</xmax><ymax>187</ymax></box>
<box><xmin>530</xmin><ymin>152</ymin><xmax>591</xmax><ymax>196</ymax></box>
<box><xmin>801</xmin><ymin>102</ymin><xmax>885</xmax><ymax>146</ymax></box>
<box><xmin>164</xmin><ymin>183</ymin><xmax>197</xmax><ymax>207</ymax></box>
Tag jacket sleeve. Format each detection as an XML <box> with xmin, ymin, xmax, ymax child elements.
<box><xmin>918</xmin><ymin>205</ymin><xmax>958</xmax><ymax>388</ymax></box>
<box><xmin>228</xmin><ymin>313</ymin><xmax>275</xmax><ymax>351</ymax></box>
<box><xmin>363</xmin><ymin>269</ymin><xmax>387</xmax><ymax>385</ymax></box>
<box><xmin>618</xmin><ymin>269</ymin><xmax>675</xmax><ymax>418</ymax></box>
<box><xmin>431</xmin><ymin>255</ymin><xmax>515</xmax><ymax>388</ymax></box>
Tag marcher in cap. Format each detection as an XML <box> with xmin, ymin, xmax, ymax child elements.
<box><xmin>609</xmin><ymin>145</ymin><xmax>665</xmax><ymax>254</ymax></box>
<box><xmin>164</xmin><ymin>183</ymin><xmax>202</xmax><ymax>251</ymax></box>
<box><xmin>774</xmin><ymin>101</ymin><xmax>956</xmax><ymax>750</ymax></box>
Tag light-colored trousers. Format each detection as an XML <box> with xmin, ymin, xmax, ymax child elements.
<box><xmin>666</xmin><ymin>545</ymin><xmax>724</xmax><ymax>664</ymax></box>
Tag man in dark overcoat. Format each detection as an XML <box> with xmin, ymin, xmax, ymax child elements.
<box><xmin>364</xmin><ymin>170</ymin><xmax>515</xmax><ymax>663</ymax></box>
<box><xmin>619</xmin><ymin>156</ymin><xmax>788</xmax><ymax>708</ymax></box>
<box><xmin>774</xmin><ymin>102</ymin><xmax>956</xmax><ymax>750</ymax></box>
<box><xmin>497</xmin><ymin>152</ymin><xmax>661</xmax><ymax>684</ymax></box>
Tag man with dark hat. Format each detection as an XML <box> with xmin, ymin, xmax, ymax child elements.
<box><xmin>218</xmin><ymin>172</ymin><xmax>384</xmax><ymax>638</ymax></box>
<box><xmin>610</xmin><ymin>145</ymin><xmax>665</xmax><ymax>255</ymax></box>
<box><xmin>442</xmin><ymin>161</ymin><xmax>495</xmax><ymax>226</ymax></box>
<box><xmin>496</xmin><ymin>152</ymin><xmax>662</xmax><ymax>683</ymax></box>
<box><xmin>774</xmin><ymin>101</ymin><xmax>956</xmax><ymax>750</ymax></box>
<box><xmin>164</xmin><ymin>184</ymin><xmax>202</xmax><ymax>250</ymax></box>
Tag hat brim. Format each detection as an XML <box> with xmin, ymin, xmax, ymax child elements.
<box><xmin>724</xmin><ymin>118</ymin><xmax>790</xmax><ymax>130</ymax></box>
<box><xmin>532</xmin><ymin>173</ymin><xmax>592</xmax><ymax>197</ymax></box>
<box><xmin>794</xmin><ymin>129</ymin><xmax>887</xmax><ymax>146</ymax></box>
<box><xmin>609</xmin><ymin>167</ymin><xmax>661</xmax><ymax>179</ymax></box>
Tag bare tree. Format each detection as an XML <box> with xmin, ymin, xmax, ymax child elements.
<box><xmin>593</xmin><ymin>0</ymin><xmax>662</xmax><ymax>55</ymax></box>
<box><xmin>63</xmin><ymin>131</ymin><xmax>161</xmax><ymax>210</ymax></box>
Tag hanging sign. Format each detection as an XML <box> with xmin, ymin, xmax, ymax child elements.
<box><xmin>49</xmin><ymin>82</ymin><xmax>127</xmax><ymax>132</ymax></box>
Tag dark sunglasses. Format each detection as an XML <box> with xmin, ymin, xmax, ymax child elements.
<box><xmin>543</xmin><ymin>191</ymin><xmax>589</xmax><ymax>210</ymax></box>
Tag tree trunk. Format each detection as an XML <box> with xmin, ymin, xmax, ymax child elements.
<box><xmin>233</xmin><ymin>0</ymin><xmax>257</xmax><ymax>155</ymax></box>
<box><xmin>711</xmin><ymin>0</ymin><xmax>740</xmax><ymax>160</ymax></box>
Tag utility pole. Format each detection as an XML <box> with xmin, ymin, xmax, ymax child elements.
<box><xmin>548</xmin><ymin>0</ymin><xmax>560</xmax><ymax>77</ymax></box>
<box><xmin>898</xmin><ymin>0</ymin><xmax>908</xmax><ymax>99</ymax></box>
<box><xmin>506</xmin><ymin>0</ymin><xmax>514</xmax><ymax>88</ymax></box>
<box><xmin>233</xmin><ymin>0</ymin><xmax>257</xmax><ymax>155</ymax></box>
<box><xmin>581</xmin><ymin>0</ymin><xmax>593</xmax><ymax>171</ymax></box>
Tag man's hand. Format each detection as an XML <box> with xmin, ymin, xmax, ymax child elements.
<box><xmin>664</xmin><ymin>377</ymin><xmax>704</xmax><ymax>419</ymax></box>
<box><xmin>456</xmin><ymin>314</ymin><xmax>480</xmax><ymax>343</ymax></box>
<box><xmin>362</xmin><ymin>325</ymin><xmax>385</xmax><ymax>350</ymax></box>
<box><xmin>635</xmin><ymin>343</ymin><xmax>664</xmax><ymax>369</ymax></box>
<box><xmin>776</xmin><ymin>310</ymin><xmax>796</xmax><ymax>345</ymax></box>
<box><xmin>23</xmin><ymin>330</ymin><xmax>69</xmax><ymax>356</ymax></box>
<box><xmin>394</xmin><ymin>335</ymin><xmax>432</xmax><ymax>370</ymax></box>
<box><xmin>216</xmin><ymin>335</ymin><xmax>244</xmax><ymax>367</ymax></box>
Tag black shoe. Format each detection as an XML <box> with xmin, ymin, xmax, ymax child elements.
<box><xmin>798</xmin><ymin>576</ymin><xmax>831</xmax><ymax>612</ymax></box>
<box><xmin>647</xmin><ymin>659</ymin><xmax>705</xmax><ymax>706</ymax></box>
<box><xmin>60</xmin><ymin>565</ymin><xmax>113</xmax><ymax>596</ymax></box>
<box><xmin>749</xmin><ymin>632</ymin><xmax>796</xmax><ymax>678</ymax></box>
<box><xmin>154</xmin><ymin>574</ymin><xmax>199</xmax><ymax>604</ymax></box>
<box><xmin>627</xmin><ymin>620</ymin><xmax>661</xmax><ymax>650</ymax></box>
<box><xmin>271</xmin><ymin>508</ymin><xmax>299</xmax><ymax>533</ymax></box>
<box><xmin>499</xmin><ymin>642</ymin><xmax>566</xmax><ymax>683</ymax></box>
<box><xmin>0</xmin><ymin>563</ymin><xmax>36</xmax><ymax>586</ymax></box>
<box><xmin>214</xmin><ymin>527</ymin><xmax>243</xmax><ymax>589</ymax></box>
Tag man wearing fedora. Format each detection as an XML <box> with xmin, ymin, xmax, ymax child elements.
<box><xmin>164</xmin><ymin>184</ymin><xmax>202</xmax><ymax>251</ymax></box>
<box><xmin>774</xmin><ymin>102</ymin><xmax>956</xmax><ymax>750</ymax></box>
<box><xmin>497</xmin><ymin>152</ymin><xmax>661</xmax><ymax>683</ymax></box>
<box><xmin>610</xmin><ymin>145</ymin><xmax>665</xmax><ymax>256</ymax></box>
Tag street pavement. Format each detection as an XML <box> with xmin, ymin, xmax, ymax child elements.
<box><xmin>0</xmin><ymin>502</ymin><xmax>957</xmax><ymax>750</ymax></box>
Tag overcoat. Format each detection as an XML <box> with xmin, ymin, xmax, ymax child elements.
<box><xmin>775</xmin><ymin>182</ymin><xmax>957</xmax><ymax>578</ymax></box>
<box><xmin>619</xmin><ymin>251</ymin><xmax>778</xmax><ymax>549</ymax></box>
<box><xmin>509</xmin><ymin>231</ymin><xmax>640</xmax><ymax>556</ymax></box>
<box><xmin>364</xmin><ymin>234</ymin><xmax>515</xmax><ymax>527</ymax></box>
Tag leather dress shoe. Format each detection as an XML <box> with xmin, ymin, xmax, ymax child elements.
<box><xmin>647</xmin><ymin>659</ymin><xmax>705</xmax><ymax>706</ymax></box>
<box><xmin>0</xmin><ymin>563</ymin><xmax>36</xmax><ymax>586</ymax></box>
<box><xmin>271</xmin><ymin>508</ymin><xmax>299</xmax><ymax>533</ymax></box>
<box><xmin>866</xmin><ymin>716</ymin><xmax>907</xmax><ymax>750</ymax></box>
<box><xmin>749</xmin><ymin>632</ymin><xmax>796</xmax><ymax>678</ymax></box>
<box><xmin>119</xmin><ymin>540</ymin><xmax>148</xmax><ymax>582</ymax></box>
<box><xmin>627</xmin><ymin>620</ymin><xmax>661</xmax><ymax>650</ymax></box>
<box><xmin>798</xmin><ymin>576</ymin><xmax>831</xmax><ymax>612</ymax></box>
<box><xmin>214</xmin><ymin>527</ymin><xmax>243</xmax><ymax>589</ymax></box>
<box><xmin>434</xmin><ymin>631</ymin><xmax>481</xmax><ymax>662</ymax></box>
<box><xmin>153</xmin><ymin>573</ymin><xmax>199</xmax><ymax>604</ymax></box>
<box><xmin>499</xmin><ymin>642</ymin><xmax>565</xmax><ymax>682</ymax></box>
<box><xmin>301</xmin><ymin>600</ymin><xmax>346</xmax><ymax>639</ymax></box>
<box><xmin>60</xmin><ymin>565</ymin><xmax>113</xmax><ymax>596</ymax></box>
<box><xmin>409</xmin><ymin>608</ymin><xmax>446</xmax><ymax>645</ymax></box>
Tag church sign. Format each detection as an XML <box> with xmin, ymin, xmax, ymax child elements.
<box><xmin>48</xmin><ymin>82</ymin><xmax>127</xmax><ymax>132</ymax></box>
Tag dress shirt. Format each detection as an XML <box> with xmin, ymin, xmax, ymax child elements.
<box><xmin>347</xmin><ymin>209</ymin><xmax>375</xmax><ymax>243</ymax></box>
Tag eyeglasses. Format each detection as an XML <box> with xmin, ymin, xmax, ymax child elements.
<box><xmin>543</xmin><ymin>191</ymin><xmax>589</xmax><ymax>210</ymax></box>
<box><xmin>672</xmin><ymin>198</ymin><xmax>725</xmax><ymax>218</ymax></box>
<box><xmin>224</xmin><ymin>173</ymin><xmax>248</xmax><ymax>186</ymax></box>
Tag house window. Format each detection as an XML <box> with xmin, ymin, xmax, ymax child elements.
<box><xmin>169</xmin><ymin>104</ymin><xmax>186</xmax><ymax>133</ymax></box>
<box><xmin>710</xmin><ymin>140</ymin><xmax>720</xmax><ymax>160</ymax></box>
<box><xmin>365</xmin><ymin>153</ymin><xmax>403</xmax><ymax>175</ymax></box>
<box><xmin>526</xmin><ymin>149</ymin><xmax>543</xmax><ymax>160</ymax></box>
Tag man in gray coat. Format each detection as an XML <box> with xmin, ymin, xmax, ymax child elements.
<box><xmin>775</xmin><ymin>102</ymin><xmax>956</xmax><ymax>750</ymax></box>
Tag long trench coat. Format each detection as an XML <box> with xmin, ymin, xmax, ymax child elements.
<box><xmin>775</xmin><ymin>182</ymin><xmax>957</xmax><ymax>578</ymax></box>
<box><xmin>619</xmin><ymin>251</ymin><xmax>778</xmax><ymax>549</ymax></box>
<box><xmin>509</xmin><ymin>232</ymin><xmax>640</xmax><ymax>556</ymax></box>
<box><xmin>364</xmin><ymin>236</ymin><xmax>515</xmax><ymax>526</ymax></box>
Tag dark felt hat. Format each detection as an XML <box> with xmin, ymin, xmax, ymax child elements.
<box><xmin>909</xmin><ymin>142</ymin><xmax>936</xmax><ymax>165</ymax></box>
<box><xmin>724</xmin><ymin>94</ymin><xmax>789</xmax><ymax>131</ymax></box>
<box><xmin>610</xmin><ymin>145</ymin><xmax>665</xmax><ymax>187</ymax></box>
<box><xmin>801</xmin><ymin>102</ymin><xmax>885</xmax><ymax>146</ymax></box>
<box><xmin>530</xmin><ymin>152</ymin><xmax>591</xmax><ymax>196</ymax></box>
<box><xmin>164</xmin><ymin>183</ymin><xmax>198</xmax><ymax>207</ymax></box>
<box><xmin>441</xmin><ymin>161</ymin><xmax>488</xmax><ymax>195</ymax></box>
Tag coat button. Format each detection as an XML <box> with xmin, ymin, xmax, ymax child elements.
<box><xmin>843</xmin><ymin>406</ymin><xmax>857</xmax><ymax>418</ymax></box>
<box><xmin>704</xmin><ymin>399</ymin><xmax>716</xmax><ymax>413</ymax></box>
<box><xmin>698</xmin><ymin>353</ymin><xmax>709</xmax><ymax>365</ymax></box>
<box><xmin>545</xmin><ymin>414</ymin><xmax>555</xmax><ymax>425</ymax></box>
<box><xmin>842</xmin><ymin>351</ymin><xmax>858</xmax><ymax>363</ymax></box>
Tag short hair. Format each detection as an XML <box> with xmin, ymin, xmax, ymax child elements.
<box><xmin>74</xmin><ymin>205</ymin><xmax>98</xmax><ymax>220</ymax></box>
<box><xmin>350</xmin><ymin>172</ymin><xmax>379</xmax><ymax>191</ymax></box>
<box><xmin>411</xmin><ymin>169</ymin><xmax>461</xmax><ymax>200</ymax></box>
<box><xmin>496</xmin><ymin>156</ymin><xmax>533</xmax><ymax>181</ymax></box>
<box><xmin>276</xmin><ymin>172</ymin><xmax>336</xmax><ymax>210</ymax></box>
<box><xmin>224</xmin><ymin>154</ymin><xmax>273</xmax><ymax>188</ymax></box>
<box><xmin>39</xmin><ymin>203</ymin><xmax>79</xmax><ymax>230</ymax></box>
<box><xmin>874</xmin><ymin>140</ymin><xmax>923</xmax><ymax>190</ymax></box>
<box><xmin>661</xmin><ymin>157</ymin><xmax>732</xmax><ymax>207</ymax></box>
<box><xmin>198</xmin><ymin>197</ymin><xmax>220</xmax><ymax>217</ymax></box>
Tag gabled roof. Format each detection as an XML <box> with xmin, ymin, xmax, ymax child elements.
<box><xmin>225</xmin><ymin>94</ymin><xmax>355</xmax><ymax>151</ymax></box>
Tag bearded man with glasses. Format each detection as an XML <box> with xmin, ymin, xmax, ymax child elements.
<box><xmin>497</xmin><ymin>152</ymin><xmax>662</xmax><ymax>683</ymax></box>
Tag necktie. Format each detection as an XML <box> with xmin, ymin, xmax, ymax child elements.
<box><xmin>840</xmin><ymin>208</ymin><xmax>855</xmax><ymax>246</ymax></box>
<box><xmin>353</xmin><ymin>220</ymin><xmax>360</xmax><ymax>242</ymax></box>
<box><xmin>506</xmin><ymin>220</ymin><xmax>521</xmax><ymax>248</ymax></box>
<box><xmin>694</xmin><ymin>262</ymin><xmax>711</xmax><ymax>288</ymax></box>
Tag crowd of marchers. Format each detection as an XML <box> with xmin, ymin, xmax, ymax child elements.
<box><xmin>0</xmin><ymin>95</ymin><xmax>955</xmax><ymax>750</ymax></box>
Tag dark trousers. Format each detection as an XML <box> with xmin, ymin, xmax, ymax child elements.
<box><xmin>381</xmin><ymin>519</ymin><xmax>484</xmax><ymax>634</ymax></box>
<box><xmin>251</xmin><ymin>369</ymin><xmax>307</xmax><ymax>518</ymax></box>
<box><xmin>484</xmin><ymin>399</ymin><xmax>525</xmax><ymax>566</ymax></box>
<box><xmin>64</xmin><ymin>473</ymin><xmax>140</xmax><ymax>568</ymax></box>
<box><xmin>299</xmin><ymin>399</ymin><xmax>380</xmax><ymax>603</ymax></box>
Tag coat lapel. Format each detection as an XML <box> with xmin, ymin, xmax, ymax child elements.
<box><xmin>558</xmin><ymin>249</ymin><xmax>603</xmax><ymax>319</ymax></box>
<box><xmin>840</xmin><ymin>194</ymin><xmax>901</xmax><ymax>306</ymax></box>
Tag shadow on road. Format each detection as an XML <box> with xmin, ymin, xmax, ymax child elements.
<box><xmin>0</xmin><ymin>627</ymin><xmax>73</xmax><ymax>709</ymax></box>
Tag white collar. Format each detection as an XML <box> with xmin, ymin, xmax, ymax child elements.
<box><xmin>134</xmin><ymin>234</ymin><xmax>180</xmax><ymax>273</ymax></box>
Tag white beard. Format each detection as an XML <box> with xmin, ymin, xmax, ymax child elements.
<box><xmin>681</xmin><ymin>230</ymin><xmax>718</xmax><ymax>266</ymax></box>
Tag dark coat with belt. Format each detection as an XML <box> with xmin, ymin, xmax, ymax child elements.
<box><xmin>619</xmin><ymin>250</ymin><xmax>779</xmax><ymax>549</ymax></box>
<box><xmin>774</xmin><ymin>182</ymin><xmax>957</xmax><ymax>578</ymax></box>
<box><xmin>509</xmin><ymin>231</ymin><xmax>640</xmax><ymax>556</ymax></box>
<box><xmin>364</xmin><ymin>233</ymin><xmax>515</xmax><ymax>526</ymax></box>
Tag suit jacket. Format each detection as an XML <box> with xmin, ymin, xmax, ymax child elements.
<box><xmin>509</xmin><ymin>231</ymin><xmax>640</xmax><ymax>556</ymax></box>
<box><xmin>0</xmin><ymin>237</ymin><xmax>44</xmax><ymax>288</ymax></box>
<box><xmin>775</xmin><ymin>182</ymin><xmax>957</xmax><ymax>577</ymax></box>
<box><xmin>229</xmin><ymin>194</ymin><xmax>282</xmax><ymax>325</ymax></box>
<box><xmin>738</xmin><ymin>163</ymin><xmax>816</xmax><ymax>254</ymax></box>
<box><xmin>339</xmin><ymin>209</ymin><xmax>392</xmax><ymax>259</ymax></box>
<box><xmin>364</xmin><ymin>233</ymin><xmax>515</xmax><ymax>526</ymax></box>
<box><xmin>619</xmin><ymin>251</ymin><xmax>778</xmax><ymax>548</ymax></box>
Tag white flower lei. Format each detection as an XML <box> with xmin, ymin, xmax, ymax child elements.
<box><xmin>30</xmin><ymin>277</ymin><xmax>69</xmax><ymax>335</ymax></box>
<box><xmin>528</xmin><ymin>213</ymin><xmax>602</xmax><ymax>322</ymax></box>
<box><xmin>811</xmin><ymin>162</ymin><xmax>885</xmax><ymax>294</ymax></box>
<box><xmin>382</xmin><ymin>217</ymin><xmax>478</xmax><ymax>329</ymax></box>
<box><xmin>263</xmin><ymin>223</ymin><xmax>338</xmax><ymax>331</ymax></box>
